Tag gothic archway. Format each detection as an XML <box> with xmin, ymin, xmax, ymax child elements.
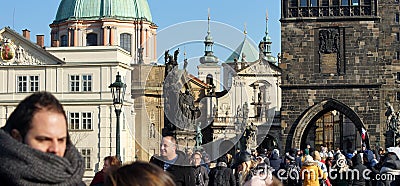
<box><xmin>285</xmin><ymin>98</ymin><xmax>370</xmax><ymax>152</ymax></box>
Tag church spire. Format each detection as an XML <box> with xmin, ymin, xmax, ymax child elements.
<box><xmin>260</xmin><ymin>8</ymin><xmax>272</xmax><ymax>58</ymax></box>
<box><xmin>199</xmin><ymin>8</ymin><xmax>218</xmax><ymax>64</ymax></box>
<box><xmin>204</xmin><ymin>8</ymin><xmax>214</xmax><ymax>57</ymax></box>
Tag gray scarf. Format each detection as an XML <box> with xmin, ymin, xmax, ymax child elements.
<box><xmin>0</xmin><ymin>129</ymin><xmax>85</xmax><ymax>185</ymax></box>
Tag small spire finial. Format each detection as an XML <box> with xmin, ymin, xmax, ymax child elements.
<box><xmin>244</xmin><ymin>23</ymin><xmax>247</xmax><ymax>36</ymax></box>
<box><xmin>207</xmin><ymin>8</ymin><xmax>211</xmax><ymax>35</ymax></box>
<box><xmin>265</xmin><ymin>8</ymin><xmax>269</xmax><ymax>37</ymax></box>
<box><xmin>184</xmin><ymin>46</ymin><xmax>187</xmax><ymax>59</ymax></box>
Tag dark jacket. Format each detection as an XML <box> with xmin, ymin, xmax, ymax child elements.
<box><xmin>90</xmin><ymin>170</ymin><xmax>105</xmax><ymax>186</ymax></box>
<box><xmin>209</xmin><ymin>162</ymin><xmax>236</xmax><ymax>186</ymax></box>
<box><xmin>378</xmin><ymin>156</ymin><xmax>400</xmax><ymax>186</ymax></box>
<box><xmin>150</xmin><ymin>150</ymin><xmax>196</xmax><ymax>186</ymax></box>
<box><xmin>269</xmin><ymin>150</ymin><xmax>282</xmax><ymax>176</ymax></box>
<box><xmin>194</xmin><ymin>165</ymin><xmax>209</xmax><ymax>186</ymax></box>
<box><xmin>350</xmin><ymin>154</ymin><xmax>369</xmax><ymax>186</ymax></box>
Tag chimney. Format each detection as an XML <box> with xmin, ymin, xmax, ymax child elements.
<box><xmin>36</xmin><ymin>35</ymin><xmax>44</xmax><ymax>48</ymax></box>
<box><xmin>52</xmin><ymin>40</ymin><xmax>59</xmax><ymax>47</ymax></box>
<box><xmin>22</xmin><ymin>29</ymin><xmax>30</xmax><ymax>40</ymax></box>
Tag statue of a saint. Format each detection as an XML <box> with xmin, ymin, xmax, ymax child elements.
<box><xmin>237</xmin><ymin>105</ymin><xmax>242</xmax><ymax>118</ymax></box>
<box><xmin>243</xmin><ymin>102</ymin><xmax>249</xmax><ymax>119</ymax></box>
<box><xmin>195</xmin><ymin>124</ymin><xmax>203</xmax><ymax>147</ymax></box>
<box><xmin>164</xmin><ymin>50</ymin><xmax>170</xmax><ymax>63</ymax></box>
<box><xmin>385</xmin><ymin>102</ymin><xmax>398</xmax><ymax>132</ymax></box>
<box><xmin>183</xmin><ymin>58</ymin><xmax>188</xmax><ymax>70</ymax></box>
<box><xmin>174</xmin><ymin>48</ymin><xmax>180</xmax><ymax>63</ymax></box>
<box><xmin>138</xmin><ymin>47</ymin><xmax>144</xmax><ymax>64</ymax></box>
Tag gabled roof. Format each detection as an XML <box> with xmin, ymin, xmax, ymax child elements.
<box><xmin>0</xmin><ymin>27</ymin><xmax>65</xmax><ymax>65</ymax></box>
<box><xmin>187</xmin><ymin>73</ymin><xmax>210</xmax><ymax>88</ymax></box>
<box><xmin>226</xmin><ymin>36</ymin><xmax>259</xmax><ymax>63</ymax></box>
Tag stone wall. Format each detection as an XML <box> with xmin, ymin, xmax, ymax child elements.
<box><xmin>280</xmin><ymin>0</ymin><xmax>399</xmax><ymax>151</ymax></box>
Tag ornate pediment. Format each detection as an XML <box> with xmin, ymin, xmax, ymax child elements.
<box><xmin>0</xmin><ymin>27</ymin><xmax>64</xmax><ymax>65</ymax></box>
<box><xmin>239</xmin><ymin>60</ymin><xmax>273</xmax><ymax>75</ymax></box>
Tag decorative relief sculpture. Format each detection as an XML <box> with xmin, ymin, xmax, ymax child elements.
<box><xmin>319</xmin><ymin>29</ymin><xmax>339</xmax><ymax>54</ymax></box>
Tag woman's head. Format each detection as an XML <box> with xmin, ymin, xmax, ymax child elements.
<box><xmin>103</xmin><ymin>156</ymin><xmax>121</xmax><ymax>173</ymax></box>
<box><xmin>105</xmin><ymin>161</ymin><xmax>175</xmax><ymax>186</ymax></box>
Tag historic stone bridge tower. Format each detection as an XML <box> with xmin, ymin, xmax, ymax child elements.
<box><xmin>280</xmin><ymin>0</ymin><xmax>400</xmax><ymax>152</ymax></box>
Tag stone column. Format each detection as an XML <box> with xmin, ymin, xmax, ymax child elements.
<box><xmin>103</xmin><ymin>26</ymin><xmax>108</xmax><ymax>46</ymax></box>
<box><xmin>110</xmin><ymin>26</ymin><xmax>116</xmax><ymax>46</ymax></box>
<box><xmin>73</xmin><ymin>28</ymin><xmax>78</xmax><ymax>47</ymax></box>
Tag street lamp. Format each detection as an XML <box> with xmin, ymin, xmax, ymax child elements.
<box><xmin>109</xmin><ymin>72</ymin><xmax>126</xmax><ymax>161</ymax></box>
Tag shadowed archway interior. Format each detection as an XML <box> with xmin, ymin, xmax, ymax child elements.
<box><xmin>285</xmin><ymin>98</ymin><xmax>370</xmax><ymax>152</ymax></box>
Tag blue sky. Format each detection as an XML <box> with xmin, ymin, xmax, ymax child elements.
<box><xmin>0</xmin><ymin>0</ymin><xmax>281</xmax><ymax>63</ymax></box>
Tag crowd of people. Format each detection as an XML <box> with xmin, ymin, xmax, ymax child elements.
<box><xmin>1</xmin><ymin>91</ymin><xmax>400</xmax><ymax>186</ymax></box>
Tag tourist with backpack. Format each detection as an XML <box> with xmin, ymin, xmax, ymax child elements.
<box><xmin>192</xmin><ymin>152</ymin><xmax>209</xmax><ymax>186</ymax></box>
<box><xmin>209</xmin><ymin>155</ymin><xmax>236</xmax><ymax>186</ymax></box>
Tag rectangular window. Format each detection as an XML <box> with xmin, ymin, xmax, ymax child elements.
<box><xmin>69</xmin><ymin>112</ymin><xmax>80</xmax><ymax>130</ymax></box>
<box><xmin>30</xmin><ymin>76</ymin><xmax>39</xmax><ymax>92</ymax></box>
<box><xmin>82</xmin><ymin>75</ymin><xmax>92</xmax><ymax>92</ymax></box>
<box><xmin>352</xmin><ymin>0</ymin><xmax>359</xmax><ymax>5</ymax></box>
<box><xmin>397</xmin><ymin>72</ymin><xmax>400</xmax><ymax>81</ymax></box>
<box><xmin>397</xmin><ymin>33</ymin><xmax>400</xmax><ymax>42</ymax></box>
<box><xmin>300</xmin><ymin>0</ymin><xmax>308</xmax><ymax>6</ymax></box>
<box><xmin>332</xmin><ymin>0</ymin><xmax>339</xmax><ymax>5</ymax></box>
<box><xmin>17</xmin><ymin>76</ymin><xmax>27</xmax><ymax>92</ymax></box>
<box><xmin>341</xmin><ymin>0</ymin><xmax>349</xmax><ymax>5</ymax></box>
<box><xmin>310</xmin><ymin>0</ymin><xmax>318</xmax><ymax>6</ymax></box>
<box><xmin>82</xmin><ymin>112</ymin><xmax>92</xmax><ymax>130</ymax></box>
<box><xmin>363</xmin><ymin>0</ymin><xmax>371</xmax><ymax>5</ymax></box>
<box><xmin>289</xmin><ymin>0</ymin><xmax>298</xmax><ymax>7</ymax></box>
<box><xmin>17</xmin><ymin>75</ymin><xmax>39</xmax><ymax>93</ymax></box>
<box><xmin>321</xmin><ymin>0</ymin><xmax>329</xmax><ymax>6</ymax></box>
<box><xmin>81</xmin><ymin>149</ymin><xmax>91</xmax><ymax>169</ymax></box>
<box><xmin>69</xmin><ymin>112</ymin><xmax>93</xmax><ymax>130</ymax></box>
<box><xmin>70</xmin><ymin>74</ymin><xmax>92</xmax><ymax>92</ymax></box>
<box><xmin>70</xmin><ymin>75</ymin><xmax>80</xmax><ymax>92</ymax></box>
<box><xmin>396</xmin><ymin>13</ymin><xmax>400</xmax><ymax>24</ymax></box>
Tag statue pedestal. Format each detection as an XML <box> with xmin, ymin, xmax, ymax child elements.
<box><xmin>385</xmin><ymin>130</ymin><xmax>396</xmax><ymax>148</ymax></box>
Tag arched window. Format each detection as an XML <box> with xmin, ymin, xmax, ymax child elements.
<box><xmin>61</xmin><ymin>35</ymin><xmax>68</xmax><ymax>47</ymax></box>
<box><xmin>120</xmin><ymin>33</ymin><xmax>132</xmax><ymax>53</ymax></box>
<box><xmin>206</xmin><ymin>74</ymin><xmax>214</xmax><ymax>85</ymax></box>
<box><xmin>86</xmin><ymin>33</ymin><xmax>98</xmax><ymax>46</ymax></box>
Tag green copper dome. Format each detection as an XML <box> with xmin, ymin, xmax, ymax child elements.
<box><xmin>53</xmin><ymin>0</ymin><xmax>152</xmax><ymax>23</ymax></box>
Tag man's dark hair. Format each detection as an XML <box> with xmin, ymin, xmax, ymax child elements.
<box><xmin>2</xmin><ymin>91</ymin><xmax>70</xmax><ymax>144</ymax></box>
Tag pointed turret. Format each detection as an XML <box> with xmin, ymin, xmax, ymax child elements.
<box><xmin>200</xmin><ymin>9</ymin><xmax>218</xmax><ymax>64</ymax></box>
<box><xmin>259</xmin><ymin>9</ymin><xmax>273</xmax><ymax>60</ymax></box>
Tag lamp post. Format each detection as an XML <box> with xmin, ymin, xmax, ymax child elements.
<box><xmin>109</xmin><ymin>72</ymin><xmax>126</xmax><ymax>161</ymax></box>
